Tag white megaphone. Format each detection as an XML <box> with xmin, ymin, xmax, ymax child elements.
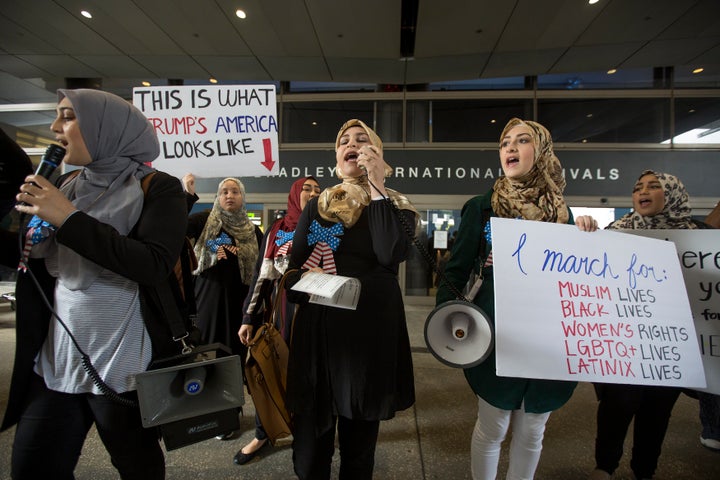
<box><xmin>424</xmin><ymin>300</ymin><xmax>494</xmax><ymax>368</ymax></box>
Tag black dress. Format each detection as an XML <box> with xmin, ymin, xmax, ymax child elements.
<box><xmin>285</xmin><ymin>197</ymin><xmax>415</xmax><ymax>434</ymax></box>
<box><xmin>186</xmin><ymin>211</ymin><xmax>263</xmax><ymax>357</ymax></box>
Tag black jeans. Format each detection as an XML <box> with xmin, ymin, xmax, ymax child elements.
<box><xmin>292</xmin><ymin>413</ymin><xmax>380</xmax><ymax>480</ymax></box>
<box><xmin>594</xmin><ymin>383</ymin><xmax>680</xmax><ymax>479</ymax></box>
<box><xmin>11</xmin><ymin>374</ymin><xmax>164</xmax><ymax>480</ymax></box>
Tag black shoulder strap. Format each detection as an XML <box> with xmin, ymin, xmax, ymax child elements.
<box><xmin>141</xmin><ymin>172</ymin><xmax>194</xmax><ymax>346</ymax></box>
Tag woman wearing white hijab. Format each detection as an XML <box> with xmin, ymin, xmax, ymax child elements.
<box><xmin>5</xmin><ymin>88</ymin><xmax>188</xmax><ymax>479</ymax></box>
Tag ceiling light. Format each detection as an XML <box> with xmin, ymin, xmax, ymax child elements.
<box><xmin>490</xmin><ymin>119</ymin><xmax>496</xmax><ymax>124</ymax></box>
<box><xmin>588</xmin><ymin>0</ymin><xmax>599</xmax><ymax>4</ymax></box>
<box><xmin>81</xmin><ymin>10</ymin><xmax>92</xmax><ymax>19</ymax></box>
<box><xmin>209</xmin><ymin>78</ymin><xmax>218</xmax><ymax>84</ymax></box>
<box><xmin>607</xmin><ymin>69</ymin><xmax>617</xmax><ymax>74</ymax></box>
<box><xmin>236</xmin><ymin>9</ymin><xmax>247</xmax><ymax>19</ymax></box>
<box><xmin>586</xmin><ymin>113</ymin><xmax>593</xmax><ymax>118</ymax></box>
<box><xmin>142</xmin><ymin>81</ymin><xmax>151</xmax><ymax>87</ymax></box>
<box><xmin>693</xmin><ymin>67</ymin><xmax>704</xmax><ymax>74</ymax></box>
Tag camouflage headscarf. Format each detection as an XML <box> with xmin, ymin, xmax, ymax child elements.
<box><xmin>608</xmin><ymin>170</ymin><xmax>697</xmax><ymax>230</ymax></box>
<box><xmin>491</xmin><ymin>118</ymin><xmax>569</xmax><ymax>224</ymax></box>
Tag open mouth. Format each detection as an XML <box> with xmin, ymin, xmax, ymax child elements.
<box><xmin>344</xmin><ymin>151</ymin><xmax>359</xmax><ymax>163</ymax></box>
<box><xmin>505</xmin><ymin>156</ymin><xmax>519</xmax><ymax>167</ymax></box>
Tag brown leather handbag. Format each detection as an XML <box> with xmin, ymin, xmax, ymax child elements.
<box><xmin>244</xmin><ymin>270</ymin><xmax>295</xmax><ymax>445</ymax></box>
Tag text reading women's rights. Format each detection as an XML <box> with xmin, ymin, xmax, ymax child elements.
<box><xmin>490</xmin><ymin>217</ymin><xmax>706</xmax><ymax>389</ymax></box>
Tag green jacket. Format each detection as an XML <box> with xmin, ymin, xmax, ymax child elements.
<box><xmin>436</xmin><ymin>190</ymin><xmax>577</xmax><ymax>413</ymax></box>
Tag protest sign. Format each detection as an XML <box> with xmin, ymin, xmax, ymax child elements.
<box><xmin>623</xmin><ymin>230</ymin><xmax>720</xmax><ymax>394</ymax></box>
<box><xmin>491</xmin><ymin>217</ymin><xmax>706</xmax><ymax>388</ymax></box>
<box><xmin>133</xmin><ymin>85</ymin><xmax>279</xmax><ymax>178</ymax></box>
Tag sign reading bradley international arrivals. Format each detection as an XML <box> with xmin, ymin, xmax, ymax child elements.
<box><xmin>491</xmin><ymin>218</ymin><xmax>706</xmax><ymax>389</ymax></box>
<box><xmin>132</xmin><ymin>85</ymin><xmax>279</xmax><ymax>178</ymax></box>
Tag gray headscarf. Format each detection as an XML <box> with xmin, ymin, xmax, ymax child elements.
<box><xmin>49</xmin><ymin>89</ymin><xmax>158</xmax><ymax>289</ymax></box>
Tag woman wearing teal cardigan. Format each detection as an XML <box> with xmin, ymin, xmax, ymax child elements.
<box><xmin>436</xmin><ymin>118</ymin><xmax>597</xmax><ymax>480</ymax></box>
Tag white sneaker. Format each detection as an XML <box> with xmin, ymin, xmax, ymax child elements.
<box><xmin>700</xmin><ymin>436</ymin><xmax>720</xmax><ymax>451</ymax></box>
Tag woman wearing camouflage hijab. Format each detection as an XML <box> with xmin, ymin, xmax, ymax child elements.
<box><xmin>437</xmin><ymin>118</ymin><xmax>597</xmax><ymax>480</ymax></box>
<box><xmin>590</xmin><ymin>170</ymin><xmax>700</xmax><ymax>480</ymax></box>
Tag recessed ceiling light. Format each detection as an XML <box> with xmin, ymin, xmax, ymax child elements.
<box><xmin>142</xmin><ymin>81</ymin><xmax>151</xmax><ymax>87</ymax></box>
<box><xmin>693</xmin><ymin>67</ymin><xmax>704</xmax><ymax>74</ymax></box>
<box><xmin>586</xmin><ymin>113</ymin><xmax>593</xmax><ymax>118</ymax></box>
<box><xmin>588</xmin><ymin>0</ymin><xmax>599</xmax><ymax>4</ymax></box>
<box><xmin>607</xmin><ymin>69</ymin><xmax>617</xmax><ymax>74</ymax></box>
<box><xmin>81</xmin><ymin>10</ymin><xmax>92</xmax><ymax>19</ymax></box>
<box><xmin>236</xmin><ymin>9</ymin><xmax>247</xmax><ymax>19</ymax></box>
<box><xmin>490</xmin><ymin>119</ymin><xmax>496</xmax><ymax>124</ymax></box>
<box><xmin>312</xmin><ymin>121</ymin><xmax>317</xmax><ymax>126</ymax></box>
<box><xmin>209</xmin><ymin>78</ymin><xmax>218</xmax><ymax>84</ymax></box>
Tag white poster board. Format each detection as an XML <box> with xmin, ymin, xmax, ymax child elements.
<box><xmin>433</xmin><ymin>230</ymin><xmax>448</xmax><ymax>249</ymax></box>
<box><xmin>491</xmin><ymin>217</ymin><xmax>706</xmax><ymax>388</ymax></box>
<box><xmin>132</xmin><ymin>85</ymin><xmax>279</xmax><ymax>178</ymax></box>
<box><xmin>623</xmin><ymin>230</ymin><xmax>720</xmax><ymax>394</ymax></box>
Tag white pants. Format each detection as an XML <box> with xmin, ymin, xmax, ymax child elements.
<box><xmin>471</xmin><ymin>395</ymin><xmax>551</xmax><ymax>480</ymax></box>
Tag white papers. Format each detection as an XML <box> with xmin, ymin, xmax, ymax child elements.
<box><xmin>291</xmin><ymin>272</ymin><xmax>361</xmax><ymax>310</ymax></box>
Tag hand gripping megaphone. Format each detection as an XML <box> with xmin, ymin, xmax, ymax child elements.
<box><xmin>424</xmin><ymin>300</ymin><xmax>494</xmax><ymax>368</ymax></box>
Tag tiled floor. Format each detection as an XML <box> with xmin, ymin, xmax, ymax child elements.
<box><xmin>0</xmin><ymin>301</ymin><xmax>718</xmax><ymax>479</ymax></box>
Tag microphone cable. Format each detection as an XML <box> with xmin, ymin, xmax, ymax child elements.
<box><xmin>17</xmin><ymin>213</ymin><xmax>138</xmax><ymax>408</ymax></box>
<box><xmin>364</xmin><ymin>175</ymin><xmax>469</xmax><ymax>302</ymax></box>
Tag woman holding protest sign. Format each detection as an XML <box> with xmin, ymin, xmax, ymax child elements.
<box><xmin>588</xmin><ymin>170</ymin><xmax>702</xmax><ymax>480</ymax></box>
<box><xmin>436</xmin><ymin>117</ymin><xmax>597</xmax><ymax>480</ymax></box>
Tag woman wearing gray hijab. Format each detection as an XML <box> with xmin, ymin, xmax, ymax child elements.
<box><xmin>5</xmin><ymin>89</ymin><xmax>188</xmax><ymax>479</ymax></box>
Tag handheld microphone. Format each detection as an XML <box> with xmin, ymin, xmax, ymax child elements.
<box><xmin>34</xmin><ymin>144</ymin><xmax>66</xmax><ymax>179</ymax></box>
<box><xmin>18</xmin><ymin>144</ymin><xmax>66</xmax><ymax>208</ymax></box>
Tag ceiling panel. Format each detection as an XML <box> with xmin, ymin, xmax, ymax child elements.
<box><xmin>551</xmin><ymin>44</ymin><xmax>643</xmax><ymax>74</ymax></box>
<box><xmin>406</xmin><ymin>55</ymin><xmax>490</xmax><ymax>83</ymax></box>
<box><xmin>482</xmin><ymin>49</ymin><xmax>566</xmax><ymax>78</ymax></box>
<box><xmin>197</xmin><ymin>55</ymin><xmax>272</xmax><ymax>80</ymax></box>
<box><xmin>414</xmin><ymin>0</ymin><xmax>512</xmax><ymax>57</ymax></box>
<box><xmin>307</xmin><ymin>0</ymin><xmax>400</xmax><ymax>58</ymax></box>
<box><xmin>0</xmin><ymin>0</ymin><xmax>717</xmax><ymax>104</ymax></box>
<box><xmin>326</xmin><ymin>57</ymin><xmax>406</xmax><ymax>84</ymax></box>
<box><xmin>624</xmin><ymin>38</ymin><xmax>720</xmax><ymax>68</ymax></box>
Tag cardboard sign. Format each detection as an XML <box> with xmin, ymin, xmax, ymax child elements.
<box><xmin>132</xmin><ymin>85</ymin><xmax>279</xmax><ymax>178</ymax></box>
<box><xmin>491</xmin><ymin>217</ymin><xmax>706</xmax><ymax>388</ymax></box>
<box><xmin>622</xmin><ymin>230</ymin><xmax>720</xmax><ymax>394</ymax></box>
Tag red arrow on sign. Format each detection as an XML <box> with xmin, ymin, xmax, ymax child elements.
<box><xmin>261</xmin><ymin>138</ymin><xmax>275</xmax><ymax>171</ymax></box>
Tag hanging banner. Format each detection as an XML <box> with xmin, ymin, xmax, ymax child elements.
<box><xmin>491</xmin><ymin>217</ymin><xmax>706</xmax><ymax>389</ymax></box>
<box><xmin>132</xmin><ymin>85</ymin><xmax>279</xmax><ymax>178</ymax></box>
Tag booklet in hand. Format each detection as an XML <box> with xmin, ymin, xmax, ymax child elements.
<box><xmin>291</xmin><ymin>272</ymin><xmax>361</xmax><ymax>310</ymax></box>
